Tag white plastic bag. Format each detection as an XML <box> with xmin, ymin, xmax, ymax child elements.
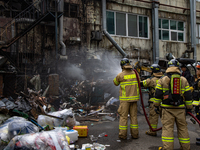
<box><xmin>37</xmin><ymin>109</ymin><xmax>76</xmax><ymax>129</ymax></box>
<box><xmin>4</xmin><ymin>130</ymin><xmax>70</xmax><ymax>150</ymax></box>
<box><xmin>8</xmin><ymin>120</ymin><xmax>39</xmax><ymax>140</ymax></box>
<box><xmin>0</xmin><ymin>116</ymin><xmax>26</xmax><ymax>145</ymax></box>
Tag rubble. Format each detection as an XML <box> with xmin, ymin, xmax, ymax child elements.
<box><xmin>0</xmin><ymin>69</ymin><xmax>122</xmax><ymax>149</ymax></box>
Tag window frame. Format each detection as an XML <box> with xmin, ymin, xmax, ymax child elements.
<box><xmin>64</xmin><ymin>3</ymin><xmax>79</xmax><ymax>18</ymax></box>
<box><xmin>106</xmin><ymin>10</ymin><xmax>149</xmax><ymax>39</ymax></box>
<box><xmin>196</xmin><ymin>24</ymin><xmax>200</xmax><ymax>44</ymax></box>
<box><xmin>159</xmin><ymin>18</ymin><xmax>185</xmax><ymax>42</ymax></box>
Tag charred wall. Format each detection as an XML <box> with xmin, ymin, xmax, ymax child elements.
<box><xmin>1</xmin><ymin>0</ymin><xmax>200</xmax><ymax>74</ymax></box>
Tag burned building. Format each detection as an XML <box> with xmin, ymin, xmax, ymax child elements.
<box><xmin>0</xmin><ymin>0</ymin><xmax>199</xmax><ymax>98</ymax></box>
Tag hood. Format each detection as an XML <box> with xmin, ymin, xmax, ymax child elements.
<box><xmin>166</xmin><ymin>66</ymin><xmax>181</xmax><ymax>74</ymax></box>
<box><xmin>123</xmin><ymin>64</ymin><xmax>133</xmax><ymax>69</ymax></box>
<box><xmin>153</xmin><ymin>72</ymin><xmax>163</xmax><ymax>77</ymax></box>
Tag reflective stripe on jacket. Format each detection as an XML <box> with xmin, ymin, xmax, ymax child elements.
<box><xmin>113</xmin><ymin>66</ymin><xmax>140</xmax><ymax>102</ymax></box>
<box><xmin>142</xmin><ymin>72</ymin><xmax>163</xmax><ymax>102</ymax></box>
<box><xmin>154</xmin><ymin>67</ymin><xmax>193</xmax><ymax>109</ymax></box>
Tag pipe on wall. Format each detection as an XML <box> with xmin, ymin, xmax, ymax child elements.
<box><xmin>152</xmin><ymin>0</ymin><xmax>159</xmax><ymax>63</ymax></box>
<box><xmin>59</xmin><ymin>0</ymin><xmax>66</xmax><ymax>55</ymax></box>
<box><xmin>102</xmin><ymin>0</ymin><xmax>127</xmax><ymax>58</ymax></box>
<box><xmin>11</xmin><ymin>22</ymin><xmax>16</xmax><ymax>55</ymax></box>
<box><xmin>190</xmin><ymin>0</ymin><xmax>197</xmax><ymax>62</ymax></box>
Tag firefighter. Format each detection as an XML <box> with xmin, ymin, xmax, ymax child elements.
<box><xmin>154</xmin><ymin>59</ymin><xmax>193</xmax><ymax>150</ymax></box>
<box><xmin>113</xmin><ymin>58</ymin><xmax>140</xmax><ymax>139</ymax></box>
<box><xmin>181</xmin><ymin>64</ymin><xmax>194</xmax><ymax>86</ymax></box>
<box><xmin>140</xmin><ymin>64</ymin><xmax>163</xmax><ymax>136</ymax></box>
<box><xmin>192</xmin><ymin>62</ymin><xmax>200</xmax><ymax>107</ymax></box>
<box><xmin>192</xmin><ymin>62</ymin><xmax>200</xmax><ymax>145</ymax></box>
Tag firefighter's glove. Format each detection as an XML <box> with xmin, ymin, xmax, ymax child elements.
<box><xmin>155</xmin><ymin>106</ymin><xmax>160</xmax><ymax>114</ymax></box>
<box><xmin>190</xmin><ymin>86</ymin><xmax>194</xmax><ymax>92</ymax></box>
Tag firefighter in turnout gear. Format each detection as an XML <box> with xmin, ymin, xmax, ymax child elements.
<box><xmin>192</xmin><ymin>62</ymin><xmax>200</xmax><ymax>145</ymax></box>
<box><xmin>113</xmin><ymin>58</ymin><xmax>140</xmax><ymax>139</ymax></box>
<box><xmin>192</xmin><ymin>62</ymin><xmax>200</xmax><ymax>107</ymax></box>
<box><xmin>140</xmin><ymin>64</ymin><xmax>163</xmax><ymax>136</ymax></box>
<box><xmin>154</xmin><ymin>59</ymin><xmax>193</xmax><ymax>150</ymax></box>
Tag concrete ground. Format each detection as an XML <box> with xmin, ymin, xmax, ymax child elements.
<box><xmin>76</xmin><ymin>114</ymin><xmax>200</xmax><ymax>150</ymax></box>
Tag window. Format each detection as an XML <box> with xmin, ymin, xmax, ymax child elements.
<box><xmin>159</xmin><ymin>19</ymin><xmax>184</xmax><ymax>42</ymax></box>
<box><xmin>64</xmin><ymin>3</ymin><xmax>78</xmax><ymax>17</ymax></box>
<box><xmin>106</xmin><ymin>11</ymin><xmax>148</xmax><ymax>38</ymax></box>
<box><xmin>196</xmin><ymin>24</ymin><xmax>200</xmax><ymax>44</ymax></box>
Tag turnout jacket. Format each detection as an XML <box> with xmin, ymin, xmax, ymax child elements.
<box><xmin>154</xmin><ymin>67</ymin><xmax>193</xmax><ymax>109</ymax></box>
<box><xmin>113</xmin><ymin>65</ymin><xmax>140</xmax><ymax>102</ymax></box>
<box><xmin>192</xmin><ymin>78</ymin><xmax>200</xmax><ymax>106</ymax></box>
<box><xmin>141</xmin><ymin>72</ymin><xmax>163</xmax><ymax>103</ymax></box>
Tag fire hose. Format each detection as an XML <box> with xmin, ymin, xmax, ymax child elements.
<box><xmin>187</xmin><ymin>112</ymin><xmax>200</xmax><ymax>125</ymax></box>
<box><xmin>133</xmin><ymin>69</ymin><xmax>200</xmax><ymax>131</ymax></box>
<box><xmin>133</xmin><ymin>69</ymin><xmax>162</xmax><ymax>132</ymax></box>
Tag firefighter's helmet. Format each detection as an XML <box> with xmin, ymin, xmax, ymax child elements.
<box><xmin>150</xmin><ymin>64</ymin><xmax>161</xmax><ymax>73</ymax></box>
<box><xmin>168</xmin><ymin>59</ymin><xmax>180</xmax><ymax>67</ymax></box>
<box><xmin>180</xmin><ymin>64</ymin><xmax>187</xmax><ymax>68</ymax></box>
<box><xmin>196</xmin><ymin>62</ymin><xmax>200</xmax><ymax>69</ymax></box>
<box><xmin>120</xmin><ymin>58</ymin><xmax>131</xmax><ymax>68</ymax></box>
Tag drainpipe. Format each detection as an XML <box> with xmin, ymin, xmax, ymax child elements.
<box><xmin>190</xmin><ymin>0</ymin><xmax>197</xmax><ymax>63</ymax></box>
<box><xmin>59</xmin><ymin>0</ymin><xmax>66</xmax><ymax>55</ymax></box>
<box><xmin>102</xmin><ymin>0</ymin><xmax>127</xmax><ymax>58</ymax></box>
<box><xmin>152</xmin><ymin>6</ymin><xmax>155</xmax><ymax>62</ymax></box>
<box><xmin>11</xmin><ymin>22</ymin><xmax>16</xmax><ymax>55</ymax></box>
<box><xmin>152</xmin><ymin>0</ymin><xmax>159</xmax><ymax>63</ymax></box>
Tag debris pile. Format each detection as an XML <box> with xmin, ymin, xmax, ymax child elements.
<box><xmin>0</xmin><ymin>56</ymin><xmax>123</xmax><ymax>149</ymax></box>
<box><xmin>0</xmin><ymin>72</ymin><xmax>120</xmax><ymax>149</ymax></box>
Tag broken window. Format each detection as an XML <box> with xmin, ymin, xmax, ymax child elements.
<box><xmin>159</xmin><ymin>19</ymin><xmax>184</xmax><ymax>42</ymax></box>
<box><xmin>106</xmin><ymin>10</ymin><xmax>148</xmax><ymax>38</ymax></box>
<box><xmin>64</xmin><ymin>3</ymin><xmax>69</xmax><ymax>17</ymax></box>
<box><xmin>64</xmin><ymin>3</ymin><xmax>78</xmax><ymax>18</ymax></box>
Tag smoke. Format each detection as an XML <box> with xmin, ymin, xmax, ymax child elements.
<box><xmin>65</xmin><ymin>64</ymin><xmax>86</xmax><ymax>80</ymax></box>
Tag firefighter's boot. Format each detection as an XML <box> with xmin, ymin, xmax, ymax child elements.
<box><xmin>196</xmin><ymin>137</ymin><xmax>200</xmax><ymax>141</ymax></box>
<box><xmin>145</xmin><ymin>130</ymin><xmax>157</xmax><ymax>136</ymax></box>
<box><xmin>196</xmin><ymin>141</ymin><xmax>200</xmax><ymax>146</ymax></box>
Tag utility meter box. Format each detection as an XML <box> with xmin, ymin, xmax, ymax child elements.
<box><xmin>91</xmin><ymin>31</ymin><xmax>102</xmax><ymax>41</ymax></box>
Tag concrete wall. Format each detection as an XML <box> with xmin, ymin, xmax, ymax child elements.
<box><xmin>1</xmin><ymin>0</ymin><xmax>200</xmax><ymax>72</ymax></box>
<box><xmin>100</xmin><ymin>0</ymin><xmax>198</xmax><ymax>61</ymax></box>
<box><xmin>74</xmin><ymin>0</ymin><xmax>200</xmax><ymax>62</ymax></box>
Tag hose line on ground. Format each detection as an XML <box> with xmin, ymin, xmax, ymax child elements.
<box><xmin>187</xmin><ymin>112</ymin><xmax>200</xmax><ymax>125</ymax></box>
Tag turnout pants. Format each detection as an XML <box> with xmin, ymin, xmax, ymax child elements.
<box><xmin>148</xmin><ymin>102</ymin><xmax>159</xmax><ymax>132</ymax></box>
<box><xmin>161</xmin><ymin>108</ymin><xmax>190</xmax><ymax>150</ymax></box>
<box><xmin>118</xmin><ymin>101</ymin><xmax>138</xmax><ymax>139</ymax></box>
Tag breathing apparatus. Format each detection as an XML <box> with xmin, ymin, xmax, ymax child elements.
<box><xmin>120</xmin><ymin>58</ymin><xmax>200</xmax><ymax>132</ymax></box>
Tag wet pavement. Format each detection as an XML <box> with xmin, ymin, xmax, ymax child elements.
<box><xmin>76</xmin><ymin>114</ymin><xmax>200</xmax><ymax>150</ymax></box>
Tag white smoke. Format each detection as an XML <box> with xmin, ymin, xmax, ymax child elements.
<box><xmin>65</xmin><ymin>64</ymin><xmax>86</xmax><ymax>80</ymax></box>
